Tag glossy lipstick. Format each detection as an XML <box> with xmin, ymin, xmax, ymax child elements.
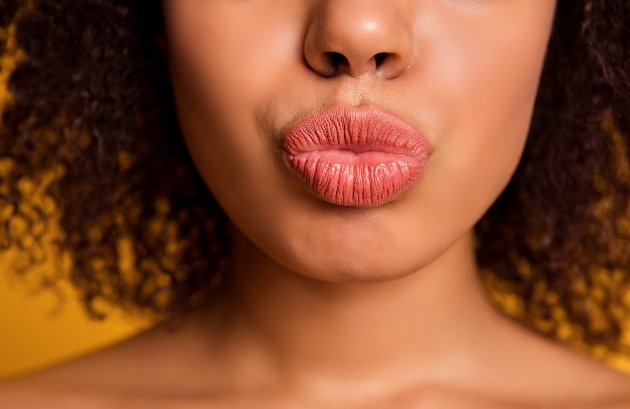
<box><xmin>283</xmin><ymin>106</ymin><xmax>430</xmax><ymax>207</ymax></box>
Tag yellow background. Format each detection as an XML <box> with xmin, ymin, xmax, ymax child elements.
<box><xmin>0</xmin><ymin>277</ymin><xmax>149</xmax><ymax>380</ymax></box>
<box><xmin>1</xmin><ymin>21</ymin><xmax>630</xmax><ymax>382</ymax></box>
<box><xmin>0</xmin><ymin>24</ymin><xmax>149</xmax><ymax>381</ymax></box>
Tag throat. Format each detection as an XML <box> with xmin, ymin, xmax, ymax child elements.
<box><xmin>200</xmin><ymin>229</ymin><xmax>499</xmax><ymax>389</ymax></box>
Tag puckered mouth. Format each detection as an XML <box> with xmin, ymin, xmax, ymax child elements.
<box><xmin>282</xmin><ymin>105</ymin><xmax>431</xmax><ymax>208</ymax></box>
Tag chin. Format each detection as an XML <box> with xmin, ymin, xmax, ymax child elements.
<box><xmin>300</xmin><ymin>265</ymin><xmax>415</xmax><ymax>285</ymax></box>
<box><xmin>286</xmin><ymin>242</ymin><xmax>422</xmax><ymax>284</ymax></box>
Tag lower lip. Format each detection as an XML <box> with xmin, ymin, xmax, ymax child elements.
<box><xmin>283</xmin><ymin>107</ymin><xmax>430</xmax><ymax>208</ymax></box>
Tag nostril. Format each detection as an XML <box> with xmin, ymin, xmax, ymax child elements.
<box><xmin>328</xmin><ymin>52</ymin><xmax>345</xmax><ymax>65</ymax></box>
<box><xmin>316</xmin><ymin>51</ymin><xmax>397</xmax><ymax>78</ymax></box>
<box><xmin>373</xmin><ymin>52</ymin><xmax>388</xmax><ymax>68</ymax></box>
<box><xmin>326</xmin><ymin>52</ymin><xmax>347</xmax><ymax>73</ymax></box>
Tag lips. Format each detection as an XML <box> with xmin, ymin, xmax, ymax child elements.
<box><xmin>283</xmin><ymin>106</ymin><xmax>430</xmax><ymax>207</ymax></box>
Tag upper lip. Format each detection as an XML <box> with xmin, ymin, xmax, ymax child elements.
<box><xmin>282</xmin><ymin>105</ymin><xmax>431</xmax><ymax>160</ymax></box>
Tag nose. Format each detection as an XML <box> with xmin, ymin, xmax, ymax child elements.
<box><xmin>304</xmin><ymin>0</ymin><xmax>413</xmax><ymax>79</ymax></box>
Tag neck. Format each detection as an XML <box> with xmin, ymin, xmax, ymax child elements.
<box><xmin>199</xmin><ymin>227</ymin><xmax>505</xmax><ymax>391</ymax></box>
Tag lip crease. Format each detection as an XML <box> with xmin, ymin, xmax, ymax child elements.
<box><xmin>283</xmin><ymin>105</ymin><xmax>431</xmax><ymax>207</ymax></box>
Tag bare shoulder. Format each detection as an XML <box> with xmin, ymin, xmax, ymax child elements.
<box><xmin>0</xmin><ymin>322</ymin><xmax>212</xmax><ymax>409</ymax></box>
<box><xmin>413</xmin><ymin>386</ymin><xmax>630</xmax><ymax>409</ymax></box>
<box><xmin>0</xmin><ymin>306</ymin><xmax>241</xmax><ymax>408</ymax></box>
<box><xmin>483</xmin><ymin>316</ymin><xmax>630</xmax><ymax>407</ymax></box>
<box><xmin>2</xmin><ymin>313</ymin><xmax>630</xmax><ymax>409</ymax></box>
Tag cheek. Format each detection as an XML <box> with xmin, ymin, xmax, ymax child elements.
<box><xmin>164</xmin><ymin>0</ymin><xmax>313</xmax><ymax>138</ymax></box>
<box><xmin>164</xmin><ymin>2</ymin><xmax>302</xmax><ymax>208</ymax></box>
<box><xmin>413</xmin><ymin>4</ymin><xmax>554</xmax><ymax>219</ymax></box>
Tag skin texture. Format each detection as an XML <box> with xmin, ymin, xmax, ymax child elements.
<box><xmin>167</xmin><ymin>0</ymin><xmax>546</xmax><ymax>285</ymax></box>
<box><xmin>2</xmin><ymin>0</ymin><xmax>630</xmax><ymax>407</ymax></box>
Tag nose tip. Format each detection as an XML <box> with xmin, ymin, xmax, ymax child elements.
<box><xmin>304</xmin><ymin>2</ymin><xmax>413</xmax><ymax>79</ymax></box>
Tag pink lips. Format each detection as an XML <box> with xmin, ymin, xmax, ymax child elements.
<box><xmin>283</xmin><ymin>106</ymin><xmax>430</xmax><ymax>207</ymax></box>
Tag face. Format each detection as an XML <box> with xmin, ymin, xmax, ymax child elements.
<box><xmin>162</xmin><ymin>0</ymin><xmax>557</xmax><ymax>283</ymax></box>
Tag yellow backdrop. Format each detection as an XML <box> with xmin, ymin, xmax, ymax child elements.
<box><xmin>0</xmin><ymin>275</ymin><xmax>150</xmax><ymax>380</ymax></box>
<box><xmin>0</xmin><ymin>24</ymin><xmax>150</xmax><ymax>381</ymax></box>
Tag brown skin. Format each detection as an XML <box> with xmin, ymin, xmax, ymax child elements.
<box><xmin>2</xmin><ymin>0</ymin><xmax>630</xmax><ymax>407</ymax></box>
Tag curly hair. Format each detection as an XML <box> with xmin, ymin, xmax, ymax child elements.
<box><xmin>1</xmin><ymin>0</ymin><xmax>630</xmax><ymax>353</ymax></box>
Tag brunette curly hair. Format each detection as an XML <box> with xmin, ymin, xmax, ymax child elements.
<box><xmin>1</xmin><ymin>0</ymin><xmax>630</xmax><ymax>353</ymax></box>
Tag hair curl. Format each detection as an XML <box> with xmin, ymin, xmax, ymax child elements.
<box><xmin>1</xmin><ymin>0</ymin><xmax>630</xmax><ymax>353</ymax></box>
